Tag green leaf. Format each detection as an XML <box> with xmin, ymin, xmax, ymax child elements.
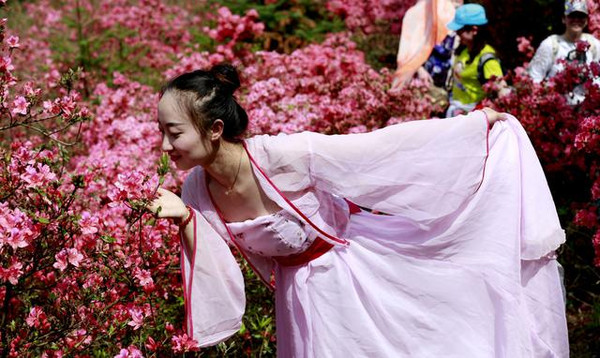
<box><xmin>36</xmin><ymin>216</ymin><xmax>50</xmax><ymax>224</ymax></box>
<box><xmin>100</xmin><ymin>235</ymin><xmax>116</xmax><ymax>243</ymax></box>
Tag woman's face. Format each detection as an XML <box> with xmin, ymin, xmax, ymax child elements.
<box><xmin>158</xmin><ymin>92</ymin><xmax>214</xmax><ymax>170</ymax></box>
<box><xmin>457</xmin><ymin>25</ymin><xmax>477</xmax><ymax>47</ymax></box>
<box><xmin>564</xmin><ymin>12</ymin><xmax>588</xmax><ymax>36</ymax></box>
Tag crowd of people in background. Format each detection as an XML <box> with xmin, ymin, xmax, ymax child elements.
<box><xmin>394</xmin><ymin>0</ymin><xmax>599</xmax><ymax>114</ymax></box>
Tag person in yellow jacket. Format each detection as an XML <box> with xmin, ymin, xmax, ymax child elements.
<box><xmin>446</xmin><ymin>4</ymin><xmax>504</xmax><ymax>117</ymax></box>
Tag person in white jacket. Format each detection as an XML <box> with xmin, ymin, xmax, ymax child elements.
<box><xmin>529</xmin><ymin>0</ymin><xmax>600</xmax><ymax>103</ymax></box>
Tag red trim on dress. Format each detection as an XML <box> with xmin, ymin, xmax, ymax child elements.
<box><xmin>273</xmin><ymin>237</ymin><xmax>334</xmax><ymax>267</ymax></box>
<box><xmin>203</xmin><ymin>142</ymin><xmax>362</xmax><ymax>288</ymax></box>
<box><xmin>242</xmin><ymin>141</ymin><xmax>349</xmax><ymax>246</ymax></box>
<box><xmin>205</xmin><ymin>175</ymin><xmax>276</xmax><ymax>290</ymax></box>
<box><xmin>187</xmin><ymin>214</ymin><xmax>197</xmax><ymax>336</ymax></box>
<box><xmin>474</xmin><ymin>110</ymin><xmax>491</xmax><ymax>193</ymax></box>
<box><xmin>180</xmin><ymin>240</ymin><xmax>188</xmax><ymax>333</ymax></box>
<box><xmin>180</xmin><ymin>213</ymin><xmax>198</xmax><ymax>337</ymax></box>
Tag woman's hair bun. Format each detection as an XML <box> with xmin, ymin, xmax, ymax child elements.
<box><xmin>210</xmin><ymin>63</ymin><xmax>241</xmax><ymax>95</ymax></box>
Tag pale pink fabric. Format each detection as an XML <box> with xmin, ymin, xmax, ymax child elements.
<box><xmin>394</xmin><ymin>0</ymin><xmax>457</xmax><ymax>86</ymax></box>
<box><xmin>179</xmin><ymin>111</ymin><xmax>568</xmax><ymax>356</ymax></box>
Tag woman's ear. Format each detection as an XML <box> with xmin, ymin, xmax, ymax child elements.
<box><xmin>472</xmin><ymin>25</ymin><xmax>479</xmax><ymax>35</ymax></box>
<box><xmin>209</xmin><ymin>119</ymin><xmax>224</xmax><ymax>141</ymax></box>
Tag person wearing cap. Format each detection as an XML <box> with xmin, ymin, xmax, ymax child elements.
<box><xmin>446</xmin><ymin>3</ymin><xmax>504</xmax><ymax>117</ymax></box>
<box><xmin>529</xmin><ymin>0</ymin><xmax>600</xmax><ymax>83</ymax></box>
<box><xmin>528</xmin><ymin>0</ymin><xmax>600</xmax><ymax>103</ymax></box>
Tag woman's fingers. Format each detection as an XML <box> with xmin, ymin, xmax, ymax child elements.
<box><xmin>481</xmin><ymin>107</ymin><xmax>507</xmax><ymax>126</ymax></box>
<box><xmin>148</xmin><ymin>187</ymin><xmax>187</xmax><ymax>219</ymax></box>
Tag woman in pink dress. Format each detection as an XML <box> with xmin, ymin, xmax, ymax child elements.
<box><xmin>150</xmin><ymin>63</ymin><xmax>568</xmax><ymax>357</ymax></box>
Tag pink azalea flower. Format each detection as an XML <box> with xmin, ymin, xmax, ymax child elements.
<box><xmin>65</xmin><ymin>329</ymin><xmax>91</xmax><ymax>348</ymax></box>
<box><xmin>53</xmin><ymin>248</ymin><xmax>84</xmax><ymax>271</ymax></box>
<box><xmin>114</xmin><ymin>349</ymin><xmax>129</xmax><ymax>358</ymax></box>
<box><xmin>66</xmin><ymin>248</ymin><xmax>84</xmax><ymax>267</ymax></box>
<box><xmin>25</xmin><ymin>306</ymin><xmax>45</xmax><ymax>327</ymax></box>
<box><xmin>0</xmin><ymin>206</ymin><xmax>35</xmax><ymax>250</ymax></box>
<box><xmin>0</xmin><ymin>259</ymin><xmax>23</xmax><ymax>285</ymax></box>
<box><xmin>23</xmin><ymin>82</ymin><xmax>41</xmax><ymax>97</ymax></box>
<box><xmin>134</xmin><ymin>268</ymin><xmax>153</xmax><ymax>287</ymax></box>
<box><xmin>6</xmin><ymin>35</ymin><xmax>20</xmax><ymax>48</ymax></box>
<box><xmin>11</xmin><ymin>96</ymin><xmax>29</xmax><ymax>116</ymax></box>
<box><xmin>0</xmin><ymin>55</ymin><xmax>13</xmax><ymax>72</ymax></box>
<box><xmin>127</xmin><ymin>307</ymin><xmax>145</xmax><ymax>330</ymax></box>
<box><xmin>79</xmin><ymin>211</ymin><xmax>99</xmax><ymax>235</ymax></box>
<box><xmin>53</xmin><ymin>250</ymin><xmax>69</xmax><ymax>271</ymax></box>
<box><xmin>43</xmin><ymin>99</ymin><xmax>61</xmax><ymax>115</ymax></box>
<box><xmin>114</xmin><ymin>346</ymin><xmax>143</xmax><ymax>358</ymax></box>
<box><xmin>127</xmin><ymin>347</ymin><xmax>143</xmax><ymax>358</ymax></box>
<box><xmin>171</xmin><ymin>333</ymin><xmax>199</xmax><ymax>353</ymax></box>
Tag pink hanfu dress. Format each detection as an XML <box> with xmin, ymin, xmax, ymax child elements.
<box><xmin>179</xmin><ymin>111</ymin><xmax>569</xmax><ymax>357</ymax></box>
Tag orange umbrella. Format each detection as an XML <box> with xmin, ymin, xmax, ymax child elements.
<box><xmin>393</xmin><ymin>0</ymin><xmax>459</xmax><ymax>87</ymax></box>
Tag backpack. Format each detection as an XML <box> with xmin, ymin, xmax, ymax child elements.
<box><xmin>424</xmin><ymin>34</ymin><xmax>456</xmax><ymax>88</ymax></box>
<box><xmin>477</xmin><ymin>52</ymin><xmax>501</xmax><ymax>85</ymax></box>
<box><xmin>550</xmin><ymin>33</ymin><xmax>598</xmax><ymax>63</ymax></box>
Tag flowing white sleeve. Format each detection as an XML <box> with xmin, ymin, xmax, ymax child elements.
<box><xmin>255</xmin><ymin>110</ymin><xmax>563</xmax><ymax>257</ymax></box>
<box><xmin>179</xmin><ymin>174</ymin><xmax>245</xmax><ymax>347</ymax></box>
<box><xmin>306</xmin><ymin>111</ymin><xmax>490</xmax><ymax>227</ymax></box>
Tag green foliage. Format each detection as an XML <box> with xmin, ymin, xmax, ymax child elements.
<box><xmin>199</xmin><ymin>254</ymin><xmax>276</xmax><ymax>356</ymax></box>
<box><xmin>209</xmin><ymin>0</ymin><xmax>345</xmax><ymax>52</ymax></box>
<box><xmin>352</xmin><ymin>32</ymin><xmax>399</xmax><ymax>70</ymax></box>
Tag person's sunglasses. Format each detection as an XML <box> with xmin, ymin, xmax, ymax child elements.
<box><xmin>567</xmin><ymin>12</ymin><xmax>588</xmax><ymax>20</ymax></box>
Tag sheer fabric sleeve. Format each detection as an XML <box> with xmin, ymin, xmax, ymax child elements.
<box><xmin>254</xmin><ymin>110</ymin><xmax>563</xmax><ymax>257</ymax></box>
<box><xmin>306</xmin><ymin>111</ymin><xmax>490</xmax><ymax>227</ymax></box>
<box><xmin>528</xmin><ymin>36</ymin><xmax>554</xmax><ymax>83</ymax></box>
<box><xmin>179</xmin><ymin>173</ymin><xmax>245</xmax><ymax>347</ymax></box>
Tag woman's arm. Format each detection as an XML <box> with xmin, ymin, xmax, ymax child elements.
<box><xmin>148</xmin><ymin>186</ymin><xmax>246</xmax><ymax>347</ymax></box>
<box><xmin>148</xmin><ymin>188</ymin><xmax>194</xmax><ymax>250</ymax></box>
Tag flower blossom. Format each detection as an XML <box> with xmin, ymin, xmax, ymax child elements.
<box><xmin>53</xmin><ymin>248</ymin><xmax>85</xmax><ymax>272</ymax></box>
<box><xmin>6</xmin><ymin>35</ymin><xmax>20</xmax><ymax>48</ymax></box>
<box><xmin>114</xmin><ymin>346</ymin><xmax>143</xmax><ymax>358</ymax></box>
<box><xmin>0</xmin><ymin>204</ymin><xmax>36</xmax><ymax>250</ymax></box>
<box><xmin>134</xmin><ymin>268</ymin><xmax>153</xmax><ymax>287</ymax></box>
<box><xmin>171</xmin><ymin>333</ymin><xmax>199</xmax><ymax>353</ymax></box>
<box><xmin>21</xmin><ymin>163</ymin><xmax>57</xmax><ymax>187</ymax></box>
<box><xmin>0</xmin><ymin>55</ymin><xmax>14</xmax><ymax>72</ymax></box>
<box><xmin>0</xmin><ymin>259</ymin><xmax>23</xmax><ymax>285</ymax></box>
<box><xmin>25</xmin><ymin>306</ymin><xmax>50</xmax><ymax>330</ymax></box>
<box><xmin>79</xmin><ymin>211</ymin><xmax>99</xmax><ymax>235</ymax></box>
<box><xmin>11</xmin><ymin>96</ymin><xmax>29</xmax><ymax>116</ymax></box>
<box><xmin>127</xmin><ymin>307</ymin><xmax>145</xmax><ymax>330</ymax></box>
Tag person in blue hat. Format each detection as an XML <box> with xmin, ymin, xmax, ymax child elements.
<box><xmin>446</xmin><ymin>3</ymin><xmax>504</xmax><ymax>117</ymax></box>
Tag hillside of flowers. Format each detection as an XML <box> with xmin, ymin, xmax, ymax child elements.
<box><xmin>0</xmin><ymin>0</ymin><xmax>599</xmax><ymax>356</ymax></box>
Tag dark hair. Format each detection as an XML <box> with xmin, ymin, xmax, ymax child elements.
<box><xmin>161</xmin><ymin>64</ymin><xmax>248</xmax><ymax>141</ymax></box>
<box><xmin>456</xmin><ymin>25</ymin><xmax>495</xmax><ymax>65</ymax></box>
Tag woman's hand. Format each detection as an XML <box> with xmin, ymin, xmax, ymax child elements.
<box><xmin>481</xmin><ymin>107</ymin><xmax>507</xmax><ymax>127</ymax></box>
<box><xmin>148</xmin><ymin>188</ymin><xmax>188</xmax><ymax>220</ymax></box>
